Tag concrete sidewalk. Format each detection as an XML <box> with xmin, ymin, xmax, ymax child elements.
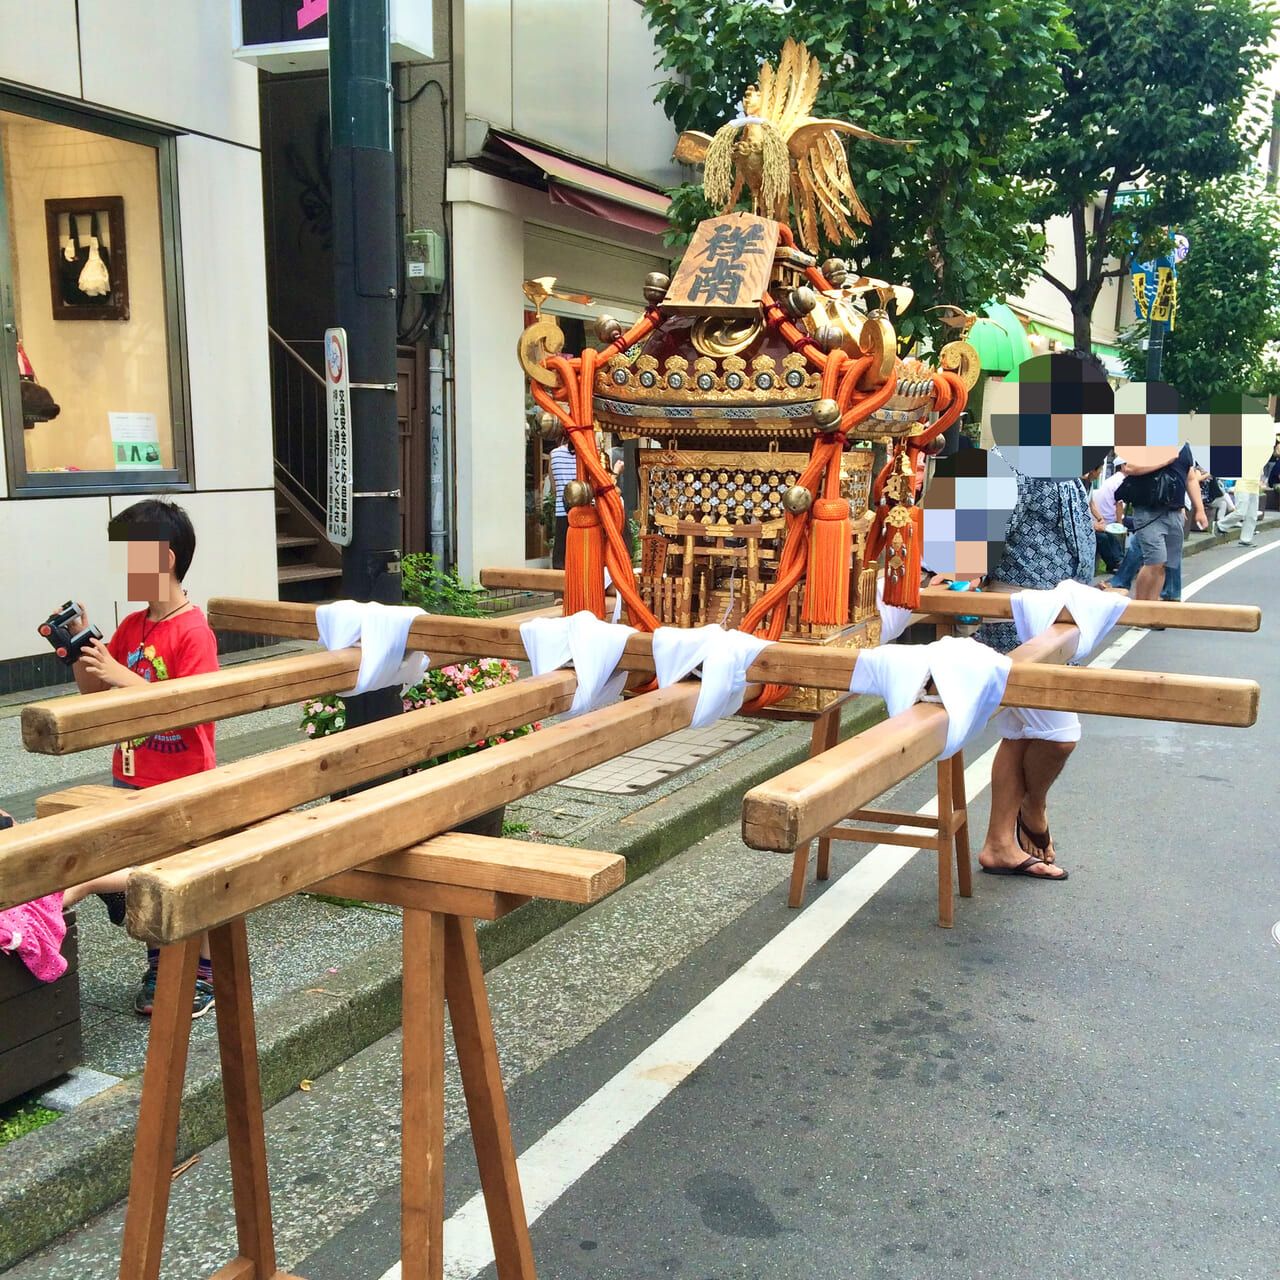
<box><xmin>0</xmin><ymin>519</ymin><xmax>1266</xmax><ymax>1269</ymax></box>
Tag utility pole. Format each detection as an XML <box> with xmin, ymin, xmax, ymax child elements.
<box><xmin>329</xmin><ymin>0</ymin><xmax>402</xmax><ymax>727</ymax></box>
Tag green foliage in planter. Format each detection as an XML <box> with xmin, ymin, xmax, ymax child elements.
<box><xmin>0</xmin><ymin>1101</ymin><xmax>59</xmax><ymax>1147</ymax></box>
<box><xmin>401</xmin><ymin>552</ymin><xmax>484</xmax><ymax>617</ymax></box>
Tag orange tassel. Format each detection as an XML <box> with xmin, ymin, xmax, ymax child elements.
<box><xmin>881</xmin><ymin>506</ymin><xmax>923</xmax><ymax>610</ymax></box>
<box><xmin>803</xmin><ymin>496</ymin><xmax>853</xmax><ymax>625</ymax></box>
<box><xmin>564</xmin><ymin>505</ymin><xmax>607</xmax><ymax>618</ymax></box>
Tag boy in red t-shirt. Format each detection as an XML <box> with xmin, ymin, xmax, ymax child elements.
<box><xmin>64</xmin><ymin>500</ymin><xmax>220</xmax><ymax>1018</ymax></box>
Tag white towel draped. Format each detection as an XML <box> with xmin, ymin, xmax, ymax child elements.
<box><xmin>316</xmin><ymin>600</ymin><xmax>428</xmax><ymax>695</ymax></box>
<box><xmin>651</xmin><ymin>625</ymin><xmax>771</xmax><ymax>728</ymax></box>
<box><xmin>519</xmin><ymin>611</ymin><xmax>636</xmax><ymax>716</ymax></box>
<box><xmin>849</xmin><ymin>636</ymin><xmax>1011</xmax><ymax>759</ymax></box>
<box><xmin>1010</xmin><ymin>579</ymin><xmax>1128</xmax><ymax>658</ymax></box>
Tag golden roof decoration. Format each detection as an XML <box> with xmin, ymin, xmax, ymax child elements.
<box><xmin>673</xmin><ymin>39</ymin><xmax>917</xmax><ymax>253</ymax></box>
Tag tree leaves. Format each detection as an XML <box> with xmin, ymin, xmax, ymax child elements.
<box><xmin>642</xmin><ymin>0</ymin><xmax>1072</xmax><ymax>344</ymax></box>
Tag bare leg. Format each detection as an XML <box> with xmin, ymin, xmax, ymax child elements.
<box><xmin>1017</xmin><ymin>741</ymin><xmax>1075</xmax><ymax>863</ymax></box>
<box><xmin>977</xmin><ymin>739</ymin><xmax>1066</xmax><ymax>879</ymax></box>
<box><xmin>1134</xmin><ymin>563</ymin><xmax>1166</xmax><ymax>600</ymax></box>
<box><xmin>63</xmin><ymin>869</ymin><xmax>129</xmax><ymax>907</ymax></box>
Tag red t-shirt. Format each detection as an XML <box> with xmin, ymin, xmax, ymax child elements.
<box><xmin>107</xmin><ymin>606</ymin><xmax>219</xmax><ymax>787</ymax></box>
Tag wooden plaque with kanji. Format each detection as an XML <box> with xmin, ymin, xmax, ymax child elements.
<box><xmin>664</xmin><ymin>214</ymin><xmax>781</xmax><ymax>317</ymax></box>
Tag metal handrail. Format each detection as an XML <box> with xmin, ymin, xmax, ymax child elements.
<box><xmin>268</xmin><ymin>328</ymin><xmax>328</xmax><ymax>519</ymax></box>
<box><xmin>268</xmin><ymin>325</ymin><xmax>325</xmax><ymax>385</ymax></box>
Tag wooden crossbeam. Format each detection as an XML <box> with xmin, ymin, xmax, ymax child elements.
<box><xmin>915</xmin><ymin>585</ymin><xmax>1260</xmax><ymax>632</ymax></box>
<box><xmin>474</xmin><ymin>574</ymin><xmax>1263</xmax><ymax>634</ymax></box>
<box><xmin>23</xmin><ymin>594</ymin><xmax>1261</xmax><ymax>760</ymax></box>
<box><xmin>1</xmin><ymin>672</ymin><xmax>578</xmax><ymax>910</ymax></box>
<box><xmin>739</xmin><ymin>625</ymin><xmax>1055</xmax><ymax>854</ymax></box>
<box><xmin>31</xmin><ymin>786</ymin><xmax>625</xmax><ymax>927</ymax></box>
<box><xmin>205</xmin><ymin>598</ymin><xmax>1259</xmax><ymax>715</ymax></box>
<box><xmin>127</xmin><ymin>681</ymin><xmax>718</xmax><ymax>945</ymax></box>
<box><xmin>480</xmin><ymin>567</ymin><xmax>566</xmax><ymax>592</ymax></box>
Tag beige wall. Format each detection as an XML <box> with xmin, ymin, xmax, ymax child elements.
<box><xmin>462</xmin><ymin>0</ymin><xmax>681</xmax><ymax>189</ymax></box>
<box><xmin>0</xmin><ymin>0</ymin><xmax>277</xmax><ymax>667</ymax></box>
<box><xmin>5</xmin><ymin>115</ymin><xmax>174</xmax><ymax>475</ymax></box>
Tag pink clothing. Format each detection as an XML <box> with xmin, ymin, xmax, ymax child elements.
<box><xmin>0</xmin><ymin>893</ymin><xmax>68</xmax><ymax>982</ymax></box>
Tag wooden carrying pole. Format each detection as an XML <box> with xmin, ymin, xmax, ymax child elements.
<box><xmin>25</xmin><ymin>597</ymin><xmax>1259</xmax><ymax>757</ymax></box>
<box><xmin>127</xmin><ymin>680</ymin><xmax>726</xmax><ymax>946</ymax></box>
<box><xmin>474</xmin><ymin>574</ymin><xmax>1264</xmax><ymax>634</ymax></box>
<box><xmin>1</xmin><ymin>672</ymin><xmax>578</xmax><ymax>911</ymax></box>
<box><xmin>744</xmin><ymin>624</ymin><xmax>1081</xmax><ymax>854</ymax></box>
<box><xmin>914</xmin><ymin>585</ymin><xmax>1261</xmax><ymax>632</ymax></box>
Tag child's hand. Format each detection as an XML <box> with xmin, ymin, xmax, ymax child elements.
<box><xmin>77</xmin><ymin>637</ymin><xmax>130</xmax><ymax>686</ymax></box>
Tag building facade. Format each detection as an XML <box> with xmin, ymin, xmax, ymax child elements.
<box><xmin>0</xmin><ymin>1</ymin><xmax>277</xmax><ymax>689</ymax></box>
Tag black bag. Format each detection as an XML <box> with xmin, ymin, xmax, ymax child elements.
<box><xmin>1116</xmin><ymin>467</ymin><xmax>1184</xmax><ymax>510</ymax></box>
<box><xmin>21</xmin><ymin>379</ymin><xmax>60</xmax><ymax>426</ymax></box>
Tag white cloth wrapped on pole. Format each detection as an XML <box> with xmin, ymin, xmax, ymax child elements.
<box><xmin>875</xmin><ymin>577</ymin><xmax>914</xmax><ymax>644</ymax></box>
<box><xmin>520</xmin><ymin>611</ymin><xmax>636</xmax><ymax>716</ymax></box>
<box><xmin>651</xmin><ymin>625</ymin><xmax>771</xmax><ymax>728</ymax></box>
<box><xmin>849</xmin><ymin>636</ymin><xmax>1011</xmax><ymax>759</ymax></box>
<box><xmin>316</xmin><ymin>600</ymin><xmax>429</xmax><ymax>695</ymax></box>
<box><xmin>1010</xmin><ymin>579</ymin><xmax>1127</xmax><ymax>658</ymax></box>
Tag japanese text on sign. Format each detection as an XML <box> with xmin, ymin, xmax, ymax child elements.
<box><xmin>665</xmin><ymin>214</ymin><xmax>780</xmax><ymax>317</ymax></box>
<box><xmin>325</xmin><ymin>327</ymin><xmax>353</xmax><ymax>547</ymax></box>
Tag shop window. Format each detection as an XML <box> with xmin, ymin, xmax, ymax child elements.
<box><xmin>0</xmin><ymin>95</ymin><xmax>190</xmax><ymax>495</ymax></box>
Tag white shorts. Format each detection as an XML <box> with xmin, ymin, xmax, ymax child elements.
<box><xmin>993</xmin><ymin>707</ymin><xmax>1081</xmax><ymax>743</ymax></box>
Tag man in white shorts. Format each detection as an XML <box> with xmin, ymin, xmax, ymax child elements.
<box><xmin>973</xmin><ymin>468</ymin><xmax>1097</xmax><ymax>881</ymax></box>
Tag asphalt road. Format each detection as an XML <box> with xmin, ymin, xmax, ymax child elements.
<box><xmin>14</xmin><ymin>534</ymin><xmax>1278</xmax><ymax>1280</ymax></box>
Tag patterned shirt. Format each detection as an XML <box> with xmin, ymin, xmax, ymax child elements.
<box><xmin>977</xmin><ymin>473</ymin><xmax>1095</xmax><ymax>655</ymax></box>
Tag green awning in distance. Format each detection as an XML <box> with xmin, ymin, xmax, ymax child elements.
<box><xmin>966</xmin><ymin>301</ymin><xmax>1034</xmax><ymax>375</ymax></box>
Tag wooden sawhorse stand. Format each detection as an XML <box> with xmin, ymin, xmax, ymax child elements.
<box><xmin>40</xmin><ymin>786</ymin><xmax>622</xmax><ymax>1280</ymax></box>
<box><xmin>787</xmin><ymin>701</ymin><xmax>971</xmax><ymax>927</ymax></box>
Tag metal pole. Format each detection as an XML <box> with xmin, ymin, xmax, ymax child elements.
<box><xmin>330</xmin><ymin>0</ymin><xmax>402</xmax><ymax>728</ymax></box>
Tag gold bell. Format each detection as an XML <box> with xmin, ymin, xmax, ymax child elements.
<box><xmin>782</xmin><ymin>485</ymin><xmax>814</xmax><ymax>514</ymax></box>
<box><xmin>811</xmin><ymin>398</ymin><xmax>842</xmax><ymax>430</ymax></box>
<box><xmin>536</xmin><ymin>411</ymin><xmax>560</xmax><ymax>440</ymax></box>
<box><xmin>594</xmin><ymin>315</ymin><xmax>624</xmax><ymax>344</ymax></box>
<box><xmin>815</xmin><ymin>325</ymin><xmax>844</xmax><ymax>353</ymax></box>
<box><xmin>643</xmin><ymin>271</ymin><xmax>671</xmax><ymax>305</ymax></box>
<box><xmin>562</xmin><ymin>479</ymin><xmax>593</xmax><ymax>509</ymax></box>
<box><xmin>820</xmin><ymin>258</ymin><xmax>848</xmax><ymax>287</ymax></box>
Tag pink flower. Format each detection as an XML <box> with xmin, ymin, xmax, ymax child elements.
<box><xmin>305</xmin><ymin>723</ymin><xmax>316</xmax><ymax>736</ymax></box>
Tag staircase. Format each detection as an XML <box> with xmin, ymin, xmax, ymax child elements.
<box><xmin>274</xmin><ymin>486</ymin><xmax>342</xmax><ymax>602</ymax></box>
<box><xmin>269</xmin><ymin>327</ymin><xmax>343</xmax><ymax>602</ymax></box>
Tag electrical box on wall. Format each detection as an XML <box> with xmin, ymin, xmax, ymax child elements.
<box><xmin>405</xmin><ymin>230</ymin><xmax>446</xmax><ymax>295</ymax></box>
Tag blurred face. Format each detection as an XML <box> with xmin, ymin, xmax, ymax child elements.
<box><xmin>122</xmin><ymin>539</ymin><xmax>176</xmax><ymax>602</ymax></box>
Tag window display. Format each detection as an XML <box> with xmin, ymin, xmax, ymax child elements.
<box><xmin>0</xmin><ymin>98</ymin><xmax>188</xmax><ymax>492</ymax></box>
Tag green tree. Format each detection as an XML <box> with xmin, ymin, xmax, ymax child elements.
<box><xmin>1118</xmin><ymin>175</ymin><xmax>1280</xmax><ymax>405</ymax></box>
<box><xmin>642</xmin><ymin>1</ymin><xmax>1073</xmax><ymax>347</ymax></box>
<box><xmin>1023</xmin><ymin>0</ymin><xmax>1275</xmax><ymax>351</ymax></box>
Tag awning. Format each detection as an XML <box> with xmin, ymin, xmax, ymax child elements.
<box><xmin>967</xmin><ymin>300</ymin><xmax>1034</xmax><ymax>374</ymax></box>
<box><xmin>491</xmin><ymin>134</ymin><xmax>672</xmax><ymax>237</ymax></box>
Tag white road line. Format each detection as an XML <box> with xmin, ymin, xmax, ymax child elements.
<box><xmin>1086</xmin><ymin>537</ymin><xmax>1276</xmax><ymax>670</ymax></box>
<box><xmin>380</xmin><ymin>537</ymin><xmax>1276</xmax><ymax>1280</ymax></box>
<box><xmin>377</xmin><ymin>745</ymin><xmax>1000</xmax><ymax>1280</ymax></box>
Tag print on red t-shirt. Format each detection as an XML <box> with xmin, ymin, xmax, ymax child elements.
<box><xmin>107</xmin><ymin>606</ymin><xmax>219</xmax><ymax>787</ymax></box>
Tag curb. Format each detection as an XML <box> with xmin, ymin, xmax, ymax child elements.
<box><xmin>0</xmin><ymin>696</ymin><xmax>884</xmax><ymax>1269</ymax></box>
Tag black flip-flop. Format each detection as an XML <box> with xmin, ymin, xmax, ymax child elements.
<box><xmin>980</xmin><ymin>856</ymin><xmax>1068</xmax><ymax>881</ymax></box>
<box><xmin>1017</xmin><ymin>811</ymin><xmax>1054</xmax><ymax>862</ymax></box>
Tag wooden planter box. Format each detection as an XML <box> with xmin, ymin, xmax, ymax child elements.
<box><xmin>0</xmin><ymin>911</ymin><xmax>82</xmax><ymax>1106</ymax></box>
